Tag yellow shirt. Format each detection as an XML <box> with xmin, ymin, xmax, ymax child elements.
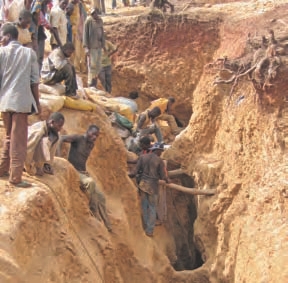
<box><xmin>101</xmin><ymin>40</ymin><xmax>117</xmax><ymax>67</ymax></box>
<box><xmin>148</xmin><ymin>98</ymin><xmax>168</xmax><ymax>114</ymax></box>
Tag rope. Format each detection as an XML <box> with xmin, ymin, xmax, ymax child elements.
<box><xmin>38</xmin><ymin>179</ymin><xmax>105</xmax><ymax>283</ymax></box>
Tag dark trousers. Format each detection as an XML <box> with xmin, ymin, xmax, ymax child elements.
<box><xmin>98</xmin><ymin>65</ymin><xmax>112</xmax><ymax>93</ymax></box>
<box><xmin>37</xmin><ymin>39</ymin><xmax>45</xmax><ymax>73</ymax></box>
<box><xmin>0</xmin><ymin>112</ymin><xmax>28</xmax><ymax>184</ymax></box>
<box><xmin>45</xmin><ymin>63</ymin><xmax>78</xmax><ymax>96</ymax></box>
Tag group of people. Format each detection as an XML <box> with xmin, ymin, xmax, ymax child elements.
<box><xmin>0</xmin><ymin>0</ymin><xmax>181</xmax><ymax>237</ymax></box>
<box><xmin>0</xmin><ymin>0</ymin><xmax>118</xmax><ymax>97</ymax></box>
<box><xmin>0</xmin><ymin>23</ymin><xmax>112</xmax><ymax>231</ymax></box>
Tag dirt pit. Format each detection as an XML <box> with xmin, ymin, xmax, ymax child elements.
<box><xmin>1</xmin><ymin>0</ymin><xmax>288</xmax><ymax>282</ymax></box>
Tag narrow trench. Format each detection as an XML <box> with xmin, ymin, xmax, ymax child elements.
<box><xmin>166</xmin><ymin>164</ymin><xmax>204</xmax><ymax>271</ymax></box>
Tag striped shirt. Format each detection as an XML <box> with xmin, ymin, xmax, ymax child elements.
<box><xmin>0</xmin><ymin>41</ymin><xmax>39</xmax><ymax>113</ymax></box>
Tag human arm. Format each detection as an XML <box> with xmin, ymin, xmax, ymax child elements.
<box><xmin>83</xmin><ymin>19</ymin><xmax>90</xmax><ymax>55</ymax></box>
<box><xmin>30</xmin><ymin>50</ymin><xmax>41</xmax><ymax>114</ymax></box>
<box><xmin>128</xmin><ymin>155</ymin><xmax>142</xmax><ymax>178</ymax></box>
<box><xmin>136</xmin><ymin>113</ymin><xmax>146</xmax><ymax>131</ymax></box>
<box><xmin>159</xmin><ymin>159</ymin><xmax>170</xmax><ymax>183</ymax></box>
<box><xmin>56</xmin><ymin>134</ymin><xmax>80</xmax><ymax>156</ymax></box>
<box><xmin>107</xmin><ymin>41</ymin><xmax>117</xmax><ymax>57</ymax></box>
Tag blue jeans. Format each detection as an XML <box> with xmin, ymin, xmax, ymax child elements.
<box><xmin>139</xmin><ymin>190</ymin><xmax>158</xmax><ymax>234</ymax></box>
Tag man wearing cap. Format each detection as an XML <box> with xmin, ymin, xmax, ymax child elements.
<box><xmin>129</xmin><ymin>142</ymin><xmax>169</xmax><ymax>237</ymax></box>
<box><xmin>83</xmin><ymin>7</ymin><xmax>105</xmax><ymax>88</ymax></box>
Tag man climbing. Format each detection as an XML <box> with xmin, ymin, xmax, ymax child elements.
<box><xmin>25</xmin><ymin>112</ymin><xmax>65</xmax><ymax>176</ymax></box>
<box><xmin>41</xmin><ymin>42</ymin><xmax>79</xmax><ymax>99</ymax></box>
<box><xmin>98</xmin><ymin>32</ymin><xmax>117</xmax><ymax>93</ymax></box>
<box><xmin>129</xmin><ymin>142</ymin><xmax>169</xmax><ymax>237</ymax></box>
<box><xmin>148</xmin><ymin>97</ymin><xmax>182</xmax><ymax>135</ymax></box>
<box><xmin>57</xmin><ymin>125</ymin><xmax>112</xmax><ymax>232</ymax></box>
<box><xmin>83</xmin><ymin>7</ymin><xmax>105</xmax><ymax>88</ymax></box>
<box><xmin>49</xmin><ymin>0</ymin><xmax>68</xmax><ymax>49</ymax></box>
<box><xmin>136</xmin><ymin>106</ymin><xmax>163</xmax><ymax>142</ymax></box>
<box><xmin>0</xmin><ymin>23</ymin><xmax>40</xmax><ymax>188</ymax></box>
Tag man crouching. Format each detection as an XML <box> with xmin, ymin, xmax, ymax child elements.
<box><xmin>57</xmin><ymin>125</ymin><xmax>112</xmax><ymax>232</ymax></box>
<box><xmin>25</xmin><ymin>112</ymin><xmax>65</xmax><ymax>176</ymax></box>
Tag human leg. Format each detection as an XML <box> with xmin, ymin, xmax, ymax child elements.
<box><xmin>139</xmin><ymin>190</ymin><xmax>149</xmax><ymax>230</ymax></box>
<box><xmin>145</xmin><ymin>193</ymin><xmax>158</xmax><ymax>235</ymax></box>
<box><xmin>37</xmin><ymin>39</ymin><xmax>45</xmax><ymax>73</ymax></box>
<box><xmin>98</xmin><ymin>67</ymin><xmax>106</xmax><ymax>91</ymax></box>
<box><xmin>51</xmin><ymin>63</ymin><xmax>78</xmax><ymax>96</ymax></box>
<box><xmin>88</xmin><ymin>48</ymin><xmax>102</xmax><ymax>86</ymax></box>
<box><xmin>95</xmin><ymin>189</ymin><xmax>112</xmax><ymax>231</ymax></box>
<box><xmin>160</xmin><ymin>113</ymin><xmax>181</xmax><ymax>135</ymax></box>
<box><xmin>0</xmin><ymin>112</ymin><xmax>12</xmax><ymax>176</ymax></box>
<box><xmin>79</xmin><ymin>173</ymin><xmax>111</xmax><ymax>231</ymax></box>
<box><xmin>105</xmin><ymin>65</ymin><xmax>112</xmax><ymax>93</ymax></box>
<box><xmin>9</xmin><ymin>113</ymin><xmax>28</xmax><ymax>184</ymax></box>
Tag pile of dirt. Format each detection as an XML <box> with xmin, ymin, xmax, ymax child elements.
<box><xmin>1</xmin><ymin>1</ymin><xmax>288</xmax><ymax>282</ymax></box>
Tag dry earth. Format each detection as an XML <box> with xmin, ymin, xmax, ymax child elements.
<box><xmin>1</xmin><ymin>0</ymin><xmax>288</xmax><ymax>282</ymax></box>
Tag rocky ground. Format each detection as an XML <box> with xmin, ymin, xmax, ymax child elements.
<box><xmin>0</xmin><ymin>0</ymin><xmax>288</xmax><ymax>282</ymax></box>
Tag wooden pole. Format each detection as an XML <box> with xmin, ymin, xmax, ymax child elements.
<box><xmin>159</xmin><ymin>180</ymin><xmax>216</xmax><ymax>195</ymax></box>
<box><xmin>167</xmin><ymin>168</ymin><xmax>184</xmax><ymax>178</ymax></box>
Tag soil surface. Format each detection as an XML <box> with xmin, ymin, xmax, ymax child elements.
<box><xmin>1</xmin><ymin>1</ymin><xmax>288</xmax><ymax>282</ymax></box>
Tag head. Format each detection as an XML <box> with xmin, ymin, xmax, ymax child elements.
<box><xmin>62</xmin><ymin>42</ymin><xmax>75</xmax><ymax>57</ymax></box>
<box><xmin>18</xmin><ymin>9</ymin><xmax>32</xmax><ymax>29</ymax></box>
<box><xmin>167</xmin><ymin>97</ymin><xmax>175</xmax><ymax>109</ymax></box>
<box><xmin>149</xmin><ymin>106</ymin><xmax>161</xmax><ymax>119</ymax></box>
<box><xmin>66</xmin><ymin>3</ymin><xmax>74</xmax><ymax>16</ymax></box>
<box><xmin>0</xmin><ymin>23</ymin><xmax>18</xmax><ymax>46</ymax></box>
<box><xmin>32</xmin><ymin>12</ymin><xmax>39</xmax><ymax>24</ymax></box>
<box><xmin>90</xmin><ymin>7</ymin><xmax>101</xmax><ymax>20</ymax></box>
<box><xmin>129</xmin><ymin>91</ymin><xmax>139</xmax><ymax>100</ymax></box>
<box><xmin>139</xmin><ymin>136</ymin><xmax>151</xmax><ymax>151</ymax></box>
<box><xmin>47</xmin><ymin>112</ymin><xmax>65</xmax><ymax>134</ymax></box>
<box><xmin>151</xmin><ymin>142</ymin><xmax>164</xmax><ymax>156</ymax></box>
<box><xmin>86</xmin><ymin>125</ymin><xmax>100</xmax><ymax>142</ymax></box>
<box><xmin>59</xmin><ymin>0</ymin><xmax>68</xmax><ymax>11</ymax></box>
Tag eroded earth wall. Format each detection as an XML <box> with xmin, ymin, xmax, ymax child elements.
<box><xmin>1</xmin><ymin>1</ymin><xmax>288</xmax><ymax>283</ymax></box>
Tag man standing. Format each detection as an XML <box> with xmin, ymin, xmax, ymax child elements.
<box><xmin>41</xmin><ymin>42</ymin><xmax>79</xmax><ymax>99</ymax></box>
<box><xmin>25</xmin><ymin>112</ymin><xmax>65</xmax><ymax>176</ymax></box>
<box><xmin>148</xmin><ymin>97</ymin><xmax>182</xmax><ymax>135</ymax></box>
<box><xmin>70</xmin><ymin>0</ymin><xmax>87</xmax><ymax>73</ymax></box>
<box><xmin>0</xmin><ymin>23</ymin><xmax>40</xmax><ymax>188</ymax></box>
<box><xmin>31</xmin><ymin>0</ymin><xmax>53</xmax><ymax>72</ymax></box>
<box><xmin>136</xmin><ymin>106</ymin><xmax>163</xmax><ymax>142</ymax></box>
<box><xmin>57</xmin><ymin>125</ymin><xmax>112</xmax><ymax>231</ymax></box>
<box><xmin>98</xmin><ymin>34</ymin><xmax>117</xmax><ymax>93</ymax></box>
<box><xmin>65</xmin><ymin>3</ymin><xmax>74</xmax><ymax>42</ymax></box>
<box><xmin>129</xmin><ymin>143</ymin><xmax>169</xmax><ymax>237</ymax></box>
<box><xmin>50</xmin><ymin>0</ymin><xmax>68</xmax><ymax>49</ymax></box>
<box><xmin>83</xmin><ymin>7</ymin><xmax>105</xmax><ymax>88</ymax></box>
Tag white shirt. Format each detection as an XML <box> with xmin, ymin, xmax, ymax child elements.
<box><xmin>0</xmin><ymin>41</ymin><xmax>39</xmax><ymax>113</ymax></box>
<box><xmin>49</xmin><ymin>5</ymin><xmax>67</xmax><ymax>45</ymax></box>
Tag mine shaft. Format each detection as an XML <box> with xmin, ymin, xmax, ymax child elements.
<box><xmin>0</xmin><ymin>0</ymin><xmax>287</xmax><ymax>283</ymax></box>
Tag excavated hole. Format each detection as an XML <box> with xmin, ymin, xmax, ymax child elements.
<box><xmin>166</xmin><ymin>163</ymin><xmax>204</xmax><ymax>271</ymax></box>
